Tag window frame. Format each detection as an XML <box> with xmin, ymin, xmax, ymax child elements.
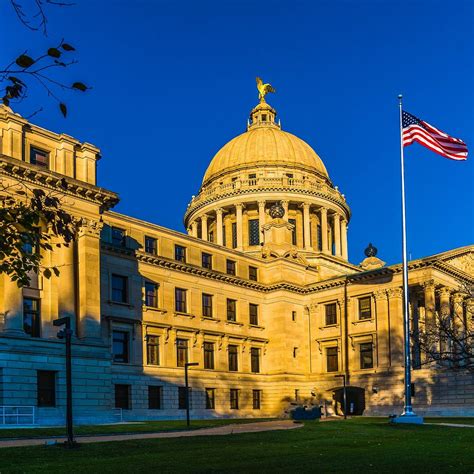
<box><xmin>358</xmin><ymin>296</ymin><xmax>372</xmax><ymax>320</ymax></box>
<box><xmin>146</xmin><ymin>335</ymin><xmax>160</xmax><ymax>366</ymax></box>
<box><xmin>174</xmin><ymin>244</ymin><xmax>186</xmax><ymax>263</ymax></box>
<box><xmin>228</xmin><ymin>344</ymin><xmax>238</xmax><ymax>371</ymax></box>
<box><xmin>250</xmin><ymin>347</ymin><xmax>260</xmax><ymax>373</ymax></box>
<box><xmin>249</xmin><ymin>303</ymin><xmax>259</xmax><ymax>326</ymax></box>
<box><xmin>359</xmin><ymin>342</ymin><xmax>374</xmax><ymax>369</ymax></box>
<box><xmin>144</xmin><ymin>281</ymin><xmax>158</xmax><ymax>308</ymax></box>
<box><xmin>226</xmin><ymin>298</ymin><xmax>237</xmax><ymax>322</ymax></box>
<box><xmin>248</xmin><ymin>218</ymin><xmax>260</xmax><ymax>246</ymax></box>
<box><xmin>288</xmin><ymin>218</ymin><xmax>297</xmax><ymax>245</ymax></box>
<box><xmin>248</xmin><ymin>266</ymin><xmax>258</xmax><ymax>282</ymax></box>
<box><xmin>230</xmin><ymin>388</ymin><xmax>239</xmax><ymax>409</ymax></box>
<box><xmin>252</xmin><ymin>389</ymin><xmax>262</xmax><ymax>410</ymax></box>
<box><xmin>203</xmin><ymin>341</ymin><xmax>215</xmax><ymax>370</ymax></box>
<box><xmin>144</xmin><ymin>236</ymin><xmax>157</xmax><ymax>255</ymax></box>
<box><xmin>205</xmin><ymin>388</ymin><xmax>216</xmax><ymax>409</ymax></box>
<box><xmin>111</xmin><ymin>274</ymin><xmax>128</xmax><ymax>304</ymax></box>
<box><xmin>202</xmin><ymin>252</ymin><xmax>213</xmax><ymax>270</ymax></box>
<box><xmin>148</xmin><ymin>385</ymin><xmax>162</xmax><ymax>409</ymax></box>
<box><xmin>112</xmin><ymin>330</ymin><xmax>130</xmax><ymax>364</ymax></box>
<box><xmin>326</xmin><ymin>346</ymin><xmax>339</xmax><ymax>373</ymax></box>
<box><xmin>23</xmin><ymin>297</ymin><xmax>41</xmax><ymax>337</ymax></box>
<box><xmin>176</xmin><ymin>338</ymin><xmax>189</xmax><ymax>367</ymax></box>
<box><xmin>111</xmin><ymin>227</ymin><xmax>126</xmax><ymax>247</ymax></box>
<box><xmin>325</xmin><ymin>302</ymin><xmax>337</xmax><ymax>326</ymax></box>
<box><xmin>202</xmin><ymin>293</ymin><xmax>213</xmax><ymax>318</ymax></box>
<box><xmin>30</xmin><ymin>146</ymin><xmax>49</xmax><ymax>168</ymax></box>
<box><xmin>226</xmin><ymin>259</ymin><xmax>236</xmax><ymax>276</ymax></box>
<box><xmin>175</xmin><ymin>287</ymin><xmax>187</xmax><ymax>313</ymax></box>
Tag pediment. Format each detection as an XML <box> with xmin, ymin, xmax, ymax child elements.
<box><xmin>442</xmin><ymin>251</ymin><xmax>474</xmax><ymax>276</ymax></box>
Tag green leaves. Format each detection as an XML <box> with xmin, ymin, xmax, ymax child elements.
<box><xmin>15</xmin><ymin>54</ymin><xmax>35</xmax><ymax>68</ymax></box>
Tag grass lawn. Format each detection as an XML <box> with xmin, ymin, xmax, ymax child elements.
<box><xmin>0</xmin><ymin>418</ymin><xmax>473</xmax><ymax>473</ymax></box>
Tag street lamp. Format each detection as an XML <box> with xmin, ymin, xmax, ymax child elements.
<box><xmin>53</xmin><ymin>316</ymin><xmax>76</xmax><ymax>448</ymax></box>
<box><xmin>334</xmin><ymin>374</ymin><xmax>347</xmax><ymax>420</ymax></box>
<box><xmin>184</xmin><ymin>362</ymin><xmax>198</xmax><ymax>427</ymax></box>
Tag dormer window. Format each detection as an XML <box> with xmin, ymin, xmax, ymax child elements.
<box><xmin>30</xmin><ymin>147</ymin><xmax>49</xmax><ymax>168</ymax></box>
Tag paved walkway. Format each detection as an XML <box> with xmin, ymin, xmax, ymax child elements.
<box><xmin>0</xmin><ymin>420</ymin><xmax>303</xmax><ymax>449</ymax></box>
<box><xmin>424</xmin><ymin>422</ymin><xmax>474</xmax><ymax>428</ymax></box>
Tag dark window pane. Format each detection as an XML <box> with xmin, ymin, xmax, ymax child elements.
<box><xmin>204</xmin><ymin>342</ymin><xmax>215</xmax><ymax>369</ymax></box>
<box><xmin>327</xmin><ymin>347</ymin><xmax>338</xmax><ymax>372</ymax></box>
<box><xmin>37</xmin><ymin>370</ymin><xmax>55</xmax><ymax>407</ymax></box>
<box><xmin>175</xmin><ymin>245</ymin><xmax>186</xmax><ymax>263</ymax></box>
<box><xmin>145</xmin><ymin>282</ymin><xmax>158</xmax><ymax>307</ymax></box>
<box><xmin>175</xmin><ymin>288</ymin><xmax>187</xmax><ymax>313</ymax></box>
<box><xmin>248</xmin><ymin>219</ymin><xmax>260</xmax><ymax>246</ymax></box>
<box><xmin>226</xmin><ymin>259</ymin><xmax>236</xmax><ymax>276</ymax></box>
<box><xmin>228</xmin><ymin>345</ymin><xmax>238</xmax><ymax>371</ymax></box>
<box><xmin>205</xmin><ymin>388</ymin><xmax>215</xmax><ymax>409</ymax></box>
<box><xmin>227</xmin><ymin>299</ymin><xmax>236</xmax><ymax>322</ymax></box>
<box><xmin>251</xmin><ymin>347</ymin><xmax>260</xmax><ymax>373</ymax></box>
<box><xmin>23</xmin><ymin>298</ymin><xmax>40</xmax><ymax>337</ymax></box>
<box><xmin>359</xmin><ymin>297</ymin><xmax>372</xmax><ymax>320</ymax></box>
<box><xmin>325</xmin><ymin>303</ymin><xmax>337</xmax><ymax>326</ymax></box>
<box><xmin>148</xmin><ymin>386</ymin><xmax>162</xmax><ymax>409</ymax></box>
<box><xmin>222</xmin><ymin>225</ymin><xmax>226</xmax><ymax>247</ymax></box>
<box><xmin>30</xmin><ymin>147</ymin><xmax>49</xmax><ymax>167</ymax></box>
<box><xmin>202</xmin><ymin>293</ymin><xmax>213</xmax><ymax>318</ymax></box>
<box><xmin>147</xmin><ymin>336</ymin><xmax>160</xmax><ymax>366</ymax></box>
<box><xmin>144</xmin><ymin>236</ymin><xmax>157</xmax><ymax>254</ymax></box>
<box><xmin>289</xmin><ymin>218</ymin><xmax>297</xmax><ymax>245</ymax></box>
<box><xmin>317</xmin><ymin>224</ymin><xmax>322</xmax><ymax>251</ymax></box>
<box><xmin>232</xmin><ymin>223</ymin><xmax>237</xmax><ymax>249</ymax></box>
<box><xmin>249</xmin><ymin>303</ymin><xmax>259</xmax><ymax>325</ymax></box>
<box><xmin>176</xmin><ymin>338</ymin><xmax>188</xmax><ymax>367</ymax></box>
<box><xmin>111</xmin><ymin>227</ymin><xmax>126</xmax><ymax>247</ymax></box>
<box><xmin>113</xmin><ymin>331</ymin><xmax>129</xmax><ymax>363</ymax></box>
<box><xmin>249</xmin><ymin>266</ymin><xmax>258</xmax><ymax>281</ymax></box>
<box><xmin>202</xmin><ymin>252</ymin><xmax>212</xmax><ymax>269</ymax></box>
<box><xmin>360</xmin><ymin>342</ymin><xmax>374</xmax><ymax>369</ymax></box>
<box><xmin>115</xmin><ymin>384</ymin><xmax>130</xmax><ymax>409</ymax></box>
<box><xmin>178</xmin><ymin>387</ymin><xmax>187</xmax><ymax>409</ymax></box>
<box><xmin>111</xmin><ymin>274</ymin><xmax>128</xmax><ymax>303</ymax></box>
<box><xmin>252</xmin><ymin>390</ymin><xmax>261</xmax><ymax>409</ymax></box>
<box><xmin>230</xmin><ymin>389</ymin><xmax>239</xmax><ymax>409</ymax></box>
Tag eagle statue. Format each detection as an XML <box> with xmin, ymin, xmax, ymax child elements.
<box><xmin>256</xmin><ymin>77</ymin><xmax>276</xmax><ymax>102</ymax></box>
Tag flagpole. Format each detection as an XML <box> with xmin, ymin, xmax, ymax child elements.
<box><xmin>395</xmin><ymin>94</ymin><xmax>420</xmax><ymax>422</ymax></box>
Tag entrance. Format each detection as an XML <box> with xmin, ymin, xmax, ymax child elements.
<box><xmin>333</xmin><ymin>386</ymin><xmax>365</xmax><ymax>416</ymax></box>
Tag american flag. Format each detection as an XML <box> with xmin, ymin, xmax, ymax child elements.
<box><xmin>402</xmin><ymin>111</ymin><xmax>468</xmax><ymax>161</ymax></box>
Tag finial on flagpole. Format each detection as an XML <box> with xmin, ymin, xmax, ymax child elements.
<box><xmin>398</xmin><ymin>94</ymin><xmax>403</xmax><ymax>105</ymax></box>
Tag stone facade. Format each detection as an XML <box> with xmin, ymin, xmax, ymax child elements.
<box><xmin>0</xmin><ymin>98</ymin><xmax>473</xmax><ymax>425</ymax></box>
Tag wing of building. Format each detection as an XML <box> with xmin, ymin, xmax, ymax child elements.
<box><xmin>0</xmin><ymin>96</ymin><xmax>473</xmax><ymax>425</ymax></box>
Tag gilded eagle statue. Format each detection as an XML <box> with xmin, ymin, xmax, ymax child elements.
<box><xmin>256</xmin><ymin>77</ymin><xmax>276</xmax><ymax>102</ymax></box>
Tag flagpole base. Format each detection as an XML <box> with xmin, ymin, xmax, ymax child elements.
<box><xmin>390</xmin><ymin>413</ymin><xmax>424</xmax><ymax>425</ymax></box>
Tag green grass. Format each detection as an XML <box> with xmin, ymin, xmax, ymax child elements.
<box><xmin>424</xmin><ymin>417</ymin><xmax>474</xmax><ymax>425</ymax></box>
<box><xmin>0</xmin><ymin>418</ymin><xmax>270</xmax><ymax>439</ymax></box>
<box><xmin>0</xmin><ymin>418</ymin><xmax>473</xmax><ymax>473</ymax></box>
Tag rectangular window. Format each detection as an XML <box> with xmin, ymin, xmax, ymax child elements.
<box><xmin>248</xmin><ymin>219</ymin><xmax>260</xmax><ymax>246</ymax></box>
<box><xmin>360</xmin><ymin>342</ymin><xmax>374</xmax><ymax>369</ymax></box>
<box><xmin>178</xmin><ymin>387</ymin><xmax>187</xmax><ymax>409</ymax></box>
<box><xmin>230</xmin><ymin>388</ymin><xmax>239</xmax><ymax>409</ymax></box>
<box><xmin>144</xmin><ymin>236</ymin><xmax>157</xmax><ymax>254</ymax></box>
<box><xmin>203</xmin><ymin>342</ymin><xmax>215</xmax><ymax>369</ymax></box>
<box><xmin>23</xmin><ymin>298</ymin><xmax>40</xmax><ymax>337</ymax></box>
<box><xmin>292</xmin><ymin>311</ymin><xmax>296</xmax><ymax>322</ymax></box>
<box><xmin>232</xmin><ymin>222</ymin><xmax>237</xmax><ymax>249</ymax></box>
<box><xmin>228</xmin><ymin>345</ymin><xmax>238</xmax><ymax>371</ymax></box>
<box><xmin>202</xmin><ymin>252</ymin><xmax>213</xmax><ymax>269</ymax></box>
<box><xmin>249</xmin><ymin>303</ymin><xmax>259</xmax><ymax>325</ymax></box>
<box><xmin>111</xmin><ymin>274</ymin><xmax>128</xmax><ymax>303</ymax></box>
<box><xmin>145</xmin><ymin>281</ymin><xmax>158</xmax><ymax>308</ymax></box>
<box><xmin>205</xmin><ymin>388</ymin><xmax>215</xmax><ymax>409</ymax></box>
<box><xmin>226</xmin><ymin>259</ymin><xmax>236</xmax><ymax>275</ymax></box>
<box><xmin>202</xmin><ymin>293</ymin><xmax>213</xmax><ymax>318</ymax></box>
<box><xmin>358</xmin><ymin>297</ymin><xmax>372</xmax><ymax>320</ymax></box>
<box><xmin>250</xmin><ymin>347</ymin><xmax>260</xmax><ymax>373</ymax></box>
<box><xmin>289</xmin><ymin>218</ymin><xmax>297</xmax><ymax>245</ymax></box>
<box><xmin>148</xmin><ymin>386</ymin><xmax>162</xmax><ymax>409</ymax></box>
<box><xmin>249</xmin><ymin>266</ymin><xmax>258</xmax><ymax>281</ymax></box>
<box><xmin>30</xmin><ymin>147</ymin><xmax>49</xmax><ymax>168</ymax></box>
<box><xmin>37</xmin><ymin>370</ymin><xmax>55</xmax><ymax>407</ymax></box>
<box><xmin>176</xmin><ymin>338</ymin><xmax>188</xmax><ymax>367</ymax></box>
<box><xmin>317</xmin><ymin>224</ymin><xmax>322</xmax><ymax>251</ymax></box>
<box><xmin>115</xmin><ymin>384</ymin><xmax>131</xmax><ymax>409</ymax></box>
<box><xmin>111</xmin><ymin>227</ymin><xmax>126</xmax><ymax>247</ymax></box>
<box><xmin>112</xmin><ymin>331</ymin><xmax>129</xmax><ymax>363</ymax></box>
<box><xmin>227</xmin><ymin>298</ymin><xmax>237</xmax><ymax>321</ymax></box>
<box><xmin>175</xmin><ymin>244</ymin><xmax>186</xmax><ymax>263</ymax></box>
<box><xmin>325</xmin><ymin>303</ymin><xmax>337</xmax><ymax>326</ymax></box>
<box><xmin>175</xmin><ymin>288</ymin><xmax>187</xmax><ymax>313</ymax></box>
<box><xmin>252</xmin><ymin>389</ymin><xmax>262</xmax><ymax>409</ymax></box>
<box><xmin>146</xmin><ymin>335</ymin><xmax>160</xmax><ymax>366</ymax></box>
<box><xmin>326</xmin><ymin>347</ymin><xmax>338</xmax><ymax>372</ymax></box>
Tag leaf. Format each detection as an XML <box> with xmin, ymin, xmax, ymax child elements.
<box><xmin>61</xmin><ymin>43</ymin><xmax>75</xmax><ymax>51</ymax></box>
<box><xmin>72</xmin><ymin>82</ymin><xmax>88</xmax><ymax>92</ymax></box>
<box><xmin>43</xmin><ymin>268</ymin><xmax>52</xmax><ymax>279</ymax></box>
<box><xmin>47</xmin><ymin>48</ymin><xmax>62</xmax><ymax>58</ymax></box>
<box><xmin>59</xmin><ymin>103</ymin><xmax>67</xmax><ymax>118</ymax></box>
<box><xmin>15</xmin><ymin>54</ymin><xmax>35</xmax><ymax>68</ymax></box>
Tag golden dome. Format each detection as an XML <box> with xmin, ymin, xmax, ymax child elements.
<box><xmin>202</xmin><ymin>102</ymin><xmax>329</xmax><ymax>185</ymax></box>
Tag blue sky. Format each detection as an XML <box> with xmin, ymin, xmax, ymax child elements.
<box><xmin>1</xmin><ymin>0</ymin><xmax>473</xmax><ymax>264</ymax></box>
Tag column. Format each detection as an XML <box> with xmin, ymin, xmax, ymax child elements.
<box><xmin>320</xmin><ymin>207</ymin><xmax>329</xmax><ymax>254</ymax></box>
<box><xmin>216</xmin><ymin>208</ymin><xmax>223</xmax><ymax>246</ymax></box>
<box><xmin>1</xmin><ymin>274</ymin><xmax>24</xmax><ymax>335</ymax></box>
<box><xmin>423</xmin><ymin>280</ymin><xmax>436</xmax><ymax>328</ymax></box>
<box><xmin>437</xmin><ymin>287</ymin><xmax>451</xmax><ymax>357</ymax></box>
<box><xmin>341</xmin><ymin>219</ymin><xmax>348</xmax><ymax>260</ymax></box>
<box><xmin>235</xmin><ymin>203</ymin><xmax>243</xmax><ymax>250</ymax></box>
<box><xmin>387</xmin><ymin>287</ymin><xmax>404</xmax><ymax>367</ymax></box>
<box><xmin>258</xmin><ymin>200</ymin><xmax>266</xmax><ymax>231</ymax></box>
<box><xmin>333</xmin><ymin>213</ymin><xmax>341</xmax><ymax>257</ymax></box>
<box><xmin>191</xmin><ymin>221</ymin><xmax>198</xmax><ymax>238</ymax></box>
<box><xmin>302</xmin><ymin>203</ymin><xmax>312</xmax><ymax>250</ymax></box>
<box><xmin>201</xmin><ymin>214</ymin><xmax>208</xmax><ymax>241</ymax></box>
<box><xmin>374</xmin><ymin>290</ymin><xmax>390</xmax><ymax>367</ymax></box>
<box><xmin>58</xmin><ymin>244</ymin><xmax>76</xmax><ymax>331</ymax></box>
<box><xmin>281</xmin><ymin>200</ymin><xmax>289</xmax><ymax>217</ymax></box>
<box><xmin>452</xmin><ymin>293</ymin><xmax>465</xmax><ymax>359</ymax></box>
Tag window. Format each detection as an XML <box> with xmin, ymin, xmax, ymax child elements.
<box><xmin>261</xmin><ymin>114</ymin><xmax>267</xmax><ymax>121</ymax></box>
<box><xmin>205</xmin><ymin>388</ymin><xmax>215</xmax><ymax>409</ymax></box>
<box><xmin>249</xmin><ymin>266</ymin><xmax>258</xmax><ymax>281</ymax></box>
<box><xmin>326</xmin><ymin>347</ymin><xmax>338</xmax><ymax>372</ymax></box>
<box><xmin>230</xmin><ymin>389</ymin><xmax>239</xmax><ymax>409</ymax></box>
<box><xmin>228</xmin><ymin>345</ymin><xmax>238</xmax><ymax>371</ymax></box>
<box><xmin>145</xmin><ymin>281</ymin><xmax>158</xmax><ymax>307</ymax></box>
<box><xmin>360</xmin><ymin>342</ymin><xmax>374</xmax><ymax>369</ymax></box>
<box><xmin>148</xmin><ymin>386</ymin><xmax>162</xmax><ymax>409</ymax></box>
<box><xmin>250</xmin><ymin>347</ymin><xmax>260</xmax><ymax>373</ymax></box>
<box><xmin>227</xmin><ymin>298</ymin><xmax>236</xmax><ymax>322</ymax></box>
<box><xmin>202</xmin><ymin>293</ymin><xmax>213</xmax><ymax>318</ymax></box>
<box><xmin>289</xmin><ymin>218</ymin><xmax>297</xmax><ymax>245</ymax></box>
<box><xmin>292</xmin><ymin>311</ymin><xmax>296</xmax><ymax>322</ymax></box>
<box><xmin>111</xmin><ymin>227</ymin><xmax>126</xmax><ymax>247</ymax></box>
<box><xmin>358</xmin><ymin>297</ymin><xmax>372</xmax><ymax>320</ymax></box>
<box><xmin>144</xmin><ymin>236</ymin><xmax>157</xmax><ymax>254</ymax></box>
<box><xmin>248</xmin><ymin>219</ymin><xmax>260</xmax><ymax>246</ymax></box>
<box><xmin>30</xmin><ymin>147</ymin><xmax>49</xmax><ymax>167</ymax></box>
<box><xmin>204</xmin><ymin>342</ymin><xmax>215</xmax><ymax>369</ymax></box>
<box><xmin>111</xmin><ymin>274</ymin><xmax>128</xmax><ymax>303</ymax></box>
<box><xmin>37</xmin><ymin>371</ymin><xmax>55</xmax><ymax>407</ymax></box>
<box><xmin>202</xmin><ymin>252</ymin><xmax>212</xmax><ymax>270</ymax></box>
<box><xmin>112</xmin><ymin>331</ymin><xmax>129</xmax><ymax>363</ymax></box>
<box><xmin>232</xmin><ymin>222</ymin><xmax>237</xmax><ymax>249</ymax></box>
<box><xmin>175</xmin><ymin>288</ymin><xmax>187</xmax><ymax>313</ymax></box>
<box><xmin>317</xmin><ymin>224</ymin><xmax>322</xmax><ymax>251</ymax></box>
<box><xmin>146</xmin><ymin>336</ymin><xmax>160</xmax><ymax>366</ymax></box>
<box><xmin>293</xmin><ymin>347</ymin><xmax>298</xmax><ymax>358</ymax></box>
<box><xmin>325</xmin><ymin>303</ymin><xmax>337</xmax><ymax>326</ymax></box>
<box><xmin>222</xmin><ymin>225</ymin><xmax>226</xmax><ymax>246</ymax></box>
<box><xmin>248</xmin><ymin>173</ymin><xmax>256</xmax><ymax>180</ymax></box>
<box><xmin>252</xmin><ymin>390</ymin><xmax>262</xmax><ymax>409</ymax></box>
<box><xmin>115</xmin><ymin>384</ymin><xmax>131</xmax><ymax>409</ymax></box>
<box><xmin>176</xmin><ymin>338</ymin><xmax>188</xmax><ymax>367</ymax></box>
<box><xmin>249</xmin><ymin>303</ymin><xmax>259</xmax><ymax>326</ymax></box>
<box><xmin>226</xmin><ymin>259</ymin><xmax>236</xmax><ymax>275</ymax></box>
<box><xmin>286</xmin><ymin>173</ymin><xmax>294</xmax><ymax>179</ymax></box>
<box><xmin>178</xmin><ymin>387</ymin><xmax>187</xmax><ymax>409</ymax></box>
<box><xmin>175</xmin><ymin>244</ymin><xmax>186</xmax><ymax>263</ymax></box>
<box><xmin>23</xmin><ymin>298</ymin><xmax>40</xmax><ymax>337</ymax></box>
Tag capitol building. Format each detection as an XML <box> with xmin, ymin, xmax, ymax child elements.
<box><xmin>0</xmin><ymin>86</ymin><xmax>472</xmax><ymax>424</ymax></box>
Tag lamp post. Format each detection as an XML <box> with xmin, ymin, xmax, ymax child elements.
<box><xmin>53</xmin><ymin>316</ymin><xmax>76</xmax><ymax>447</ymax></box>
<box><xmin>184</xmin><ymin>362</ymin><xmax>198</xmax><ymax>427</ymax></box>
<box><xmin>334</xmin><ymin>374</ymin><xmax>347</xmax><ymax>419</ymax></box>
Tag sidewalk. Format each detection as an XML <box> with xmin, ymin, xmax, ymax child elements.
<box><xmin>0</xmin><ymin>420</ymin><xmax>303</xmax><ymax>449</ymax></box>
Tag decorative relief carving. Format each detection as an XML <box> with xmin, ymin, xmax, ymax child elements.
<box><xmin>373</xmin><ymin>290</ymin><xmax>387</xmax><ymax>301</ymax></box>
<box><xmin>444</xmin><ymin>253</ymin><xmax>474</xmax><ymax>275</ymax></box>
<box><xmin>436</xmin><ymin>287</ymin><xmax>452</xmax><ymax>299</ymax></box>
<box><xmin>387</xmin><ymin>287</ymin><xmax>403</xmax><ymax>299</ymax></box>
<box><xmin>77</xmin><ymin>218</ymin><xmax>103</xmax><ymax>238</ymax></box>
